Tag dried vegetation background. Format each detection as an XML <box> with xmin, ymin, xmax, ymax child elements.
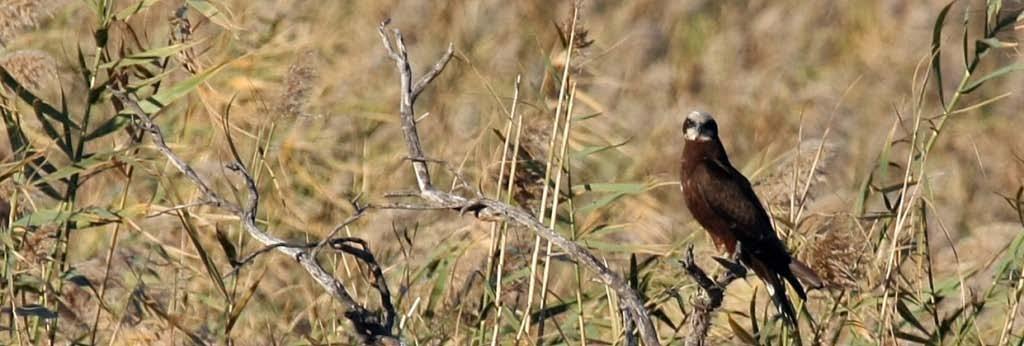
<box><xmin>2</xmin><ymin>0</ymin><xmax>1024</xmax><ymax>345</ymax></box>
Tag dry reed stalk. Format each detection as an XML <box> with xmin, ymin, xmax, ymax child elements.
<box><xmin>536</xmin><ymin>82</ymin><xmax>577</xmax><ymax>341</ymax></box>
<box><xmin>517</xmin><ymin>4</ymin><xmax>581</xmax><ymax>340</ymax></box>
<box><xmin>488</xmin><ymin>75</ymin><xmax>522</xmax><ymax>346</ymax></box>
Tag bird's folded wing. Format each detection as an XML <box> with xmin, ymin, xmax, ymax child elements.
<box><xmin>693</xmin><ymin>158</ymin><xmax>774</xmax><ymax>243</ymax></box>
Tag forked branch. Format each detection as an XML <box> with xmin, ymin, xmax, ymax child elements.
<box><xmin>377</xmin><ymin>21</ymin><xmax>660</xmax><ymax>345</ymax></box>
<box><xmin>111</xmin><ymin>88</ymin><xmax>399</xmax><ymax>345</ymax></box>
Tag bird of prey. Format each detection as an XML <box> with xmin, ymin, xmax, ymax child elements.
<box><xmin>679</xmin><ymin>110</ymin><xmax>823</xmax><ymax>326</ymax></box>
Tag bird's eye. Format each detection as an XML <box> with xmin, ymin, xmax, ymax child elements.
<box><xmin>683</xmin><ymin>119</ymin><xmax>694</xmax><ymax>130</ymax></box>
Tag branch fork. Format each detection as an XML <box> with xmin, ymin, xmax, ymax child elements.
<box><xmin>377</xmin><ymin>20</ymin><xmax>661</xmax><ymax>345</ymax></box>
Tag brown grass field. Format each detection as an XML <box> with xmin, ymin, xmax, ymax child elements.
<box><xmin>2</xmin><ymin>0</ymin><xmax>1024</xmax><ymax>345</ymax></box>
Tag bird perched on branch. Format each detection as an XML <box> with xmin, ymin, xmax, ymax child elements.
<box><xmin>679</xmin><ymin>110</ymin><xmax>823</xmax><ymax>326</ymax></box>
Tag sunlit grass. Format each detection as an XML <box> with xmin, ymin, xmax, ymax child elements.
<box><xmin>1</xmin><ymin>0</ymin><xmax>1022</xmax><ymax>345</ymax></box>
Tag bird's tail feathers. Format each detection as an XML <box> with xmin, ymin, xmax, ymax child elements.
<box><xmin>782</xmin><ymin>268</ymin><xmax>807</xmax><ymax>301</ymax></box>
<box><xmin>751</xmin><ymin>259</ymin><xmax>800</xmax><ymax>327</ymax></box>
<box><xmin>789</xmin><ymin>258</ymin><xmax>824</xmax><ymax>290</ymax></box>
<box><xmin>765</xmin><ymin>271</ymin><xmax>799</xmax><ymax>327</ymax></box>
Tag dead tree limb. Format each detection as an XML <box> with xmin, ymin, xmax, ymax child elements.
<box><xmin>679</xmin><ymin>245</ymin><xmax>745</xmax><ymax>346</ymax></box>
<box><xmin>377</xmin><ymin>21</ymin><xmax>661</xmax><ymax>345</ymax></box>
<box><xmin>111</xmin><ymin>88</ymin><xmax>399</xmax><ymax>345</ymax></box>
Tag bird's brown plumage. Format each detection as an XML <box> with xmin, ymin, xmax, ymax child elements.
<box><xmin>679</xmin><ymin>111</ymin><xmax>822</xmax><ymax>326</ymax></box>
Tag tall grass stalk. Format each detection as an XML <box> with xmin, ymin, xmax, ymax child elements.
<box><xmin>487</xmin><ymin>75</ymin><xmax>523</xmax><ymax>346</ymax></box>
<box><xmin>517</xmin><ymin>3</ymin><xmax>580</xmax><ymax>340</ymax></box>
<box><xmin>536</xmin><ymin>82</ymin><xmax>577</xmax><ymax>342</ymax></box>
<box><xmin>562</xmin><ymin>86</ymin><xmax>588</xmax><ymax>344</ymax></box>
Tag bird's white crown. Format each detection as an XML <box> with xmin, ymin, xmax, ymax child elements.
<box><xmin>683</xmin><ymin>110</ymin><xmax>716</xmax><ymax>141</ymax></box>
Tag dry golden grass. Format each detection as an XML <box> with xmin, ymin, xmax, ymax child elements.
<box><xmin>0</xmin><ymin>50</ymin><xmax>58</xmax><ymax>94</ymax></box>
<box><xmin>1</xmin><ymin>0</ymin><xmax>1023</xmax><ymax>345</ymax></box>
<box><xmin>0</xmin><ymin>0</ymin><xmax>67</xmax><ymax>46</ymax></box>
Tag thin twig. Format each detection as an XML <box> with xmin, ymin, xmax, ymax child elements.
<box><xmin>223</xmin><ymin>242</ymin><xmax>309</xmax><ymax>278</ymax></box>
<box><xmin>145</xmin><ymin>201</ymin><xmax>212</xmax><ymax>218</ymax></box>
<box><xmin>313</xmin><ymin>200</ymin><xmax>368</xmax><ymax>257</ymax></box>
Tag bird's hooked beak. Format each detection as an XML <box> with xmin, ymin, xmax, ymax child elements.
<box><xmin>682</xmin><ymin>110</ymin><xmax>718</xmax><ymax>142</ymax></box>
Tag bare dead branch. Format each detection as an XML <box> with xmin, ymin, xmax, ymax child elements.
<box><xmin>221</xmin><ymin>236</ymin><xmax>397</xmax><ymax>335</ymax></box>
<box><xmin>403</xmin><ymin>156</ymin><xmax>479</xmax><ymax>195</ymax></box>
<box><xmin>224</xmin><ymin>241</ymin><xmax>308</xmax><ymax>278</ymax></box>
<box><xmin>328</xmin><ymin>237</ymin><xmax>397</xmax><ymax>333</ymax></box>
<box><xmin>383</xmin><ymin>191</ymin><xmax>421</xmax><ymax>198</ymax></box>
<box><xmin>411</xmin><ymin>43</ymin><xmax>454</xmax><ymax>100</ymax></box>
<box><xmin>622</xmin><ymin>301</ymin><xmax>638</xmax><ymax>346</ymax></box>
<box><xmin>679</xmin><ymin>245</ymin><xmax>745</xmax><ymax>346</ymax></box>
<box><xmin>369</xmin><ymin>201</ymin><xmax>476</xmax><ymax>211</ymax></box>
<box><xmin>112</xmin><ymin>90</ymin><xmax>235</xmax><ymax>212</ymax></box>
<box><xmin>378</xmin><ymin>21</ymin><xmax>438</xmax><ymax>194</ymax></box>
<box><xmin>377</xmin><ymin>21</ymin><xmax>661</xmax><ymax>345</ymax></box>
<box><xmin>111</xmin><ymin>88</ymin><xmax>399</xmax><ymax>345</ymax></box>
<box><xmin>313</xmin><ymin>199</ymin><xmax>368</xmax><ymax>257</ymax></box>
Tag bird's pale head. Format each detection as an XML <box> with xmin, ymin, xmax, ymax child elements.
<box><xmin>682</xmin><ymin>110</ymin><xmax>718</xmax><ymax>142</ymax></box>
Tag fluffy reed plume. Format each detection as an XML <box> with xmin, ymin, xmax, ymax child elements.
<box><xmin>801</xmin><ymin>213</ymin><xmax>867</xmax><ymax>288</ymax></box>
<box><xmin>0</xmin><ymin>0</ymin><xmax>64</xmax><ymax>45</ymax></box>
<box><xmin>753</xmin><ymin>139</ymin><xmax>836</xmax><ymax>217</ymax></box>
<box><xmin>541</xmin><ymin>3</ymin><xmax>593</xmax><ymax>109</ymax></box>
<box><xmin>277</xmin><ymin>50</ymin><xmax>319</xmax><ymax>118</ymax></box>
<box><xmin>488</xmin><ymin>108</ymin><xmax>580</xmax><ymax>212</ymax></box>
<box><xmin>0</xmin><ymin>49</ymin><xmax>58</xmax><ymax>93</ymax></box>
<box><xmin>496</xmin><ymin>2</ymin><xmax>595</xmax><ymax>211</ymax></box>
<box><xmin>555</xmin><ymin>6</ymin><xmax>594</xmax><ymax>51</ymax></box>
<box><xmin>169</xmin><ymin>6</ymin><xmax>199</xmax><ymax>73</ymax></box>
